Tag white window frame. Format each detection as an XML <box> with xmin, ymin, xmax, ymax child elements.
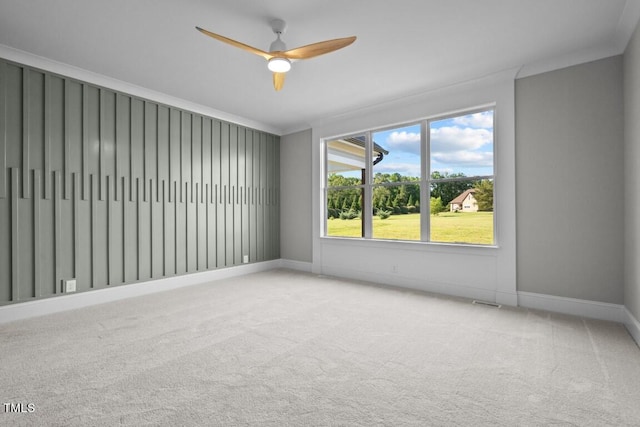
<box><xmin>323</xmin><ymin>106</ymin><xmax>496</xmax><ymax>246</ymax></box>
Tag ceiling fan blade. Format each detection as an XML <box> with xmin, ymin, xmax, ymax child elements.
<box><xmin>282</xmin><ymin>36</ymin><xmax>356</xmax><ymax>60</ymax></box>
<box><xmin>273</xmin><ymin>72</ymin><xmax>286</xmax><ymax>91</ymax></box>
<box><xmin>196</xmin><ymin>26</ymin><xmax>274</xmax><ymax>60</ymax></box>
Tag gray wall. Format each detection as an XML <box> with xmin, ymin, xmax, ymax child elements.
<box><xmin>515</xmin><ymin>56</ymin><xmax>624</xmax><ymax>304</ymax></box>
<box><xmin>0</xmin><ymin>58</ymin><xmax>280</xmax><ymax>305</ymax></box>
<box><xmin>624</xmin><ymin>24</ymin><xmax>640</xmax><ymax>320</ymax></box>
<box><xmin>280</xmin><ymin>129</ymin><xmax>312</xmax><ymax>263</ymax></box>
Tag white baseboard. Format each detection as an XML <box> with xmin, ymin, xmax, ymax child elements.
<box><xmin>624</xmin><ymin>307</ymin><xmax>640</xmax><ymax>347</ymax></box>
<box><xmin>280</xmin><ymin>259</ymin><xmax>313</xmax><ymax>273</ymax></box>
<box><xmin>496</xmin><ymin>290</ymin><xmax>518</xmax><ymax>307</ymax></box>
<box><xmin>320</xmin><ymin>265</ymin><xmax>498</xmax><ymax>303</ymax></box>
<box><xmin>518</xmin><ymin>291</ymin><xmax>625</xmax><ymax>323</ymax></box>
<box><xmin>0</xmin><ymin>260</ymin><xmax>281</xmax><ymax>324</ymax></box>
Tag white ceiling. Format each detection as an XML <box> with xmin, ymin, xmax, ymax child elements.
<box><xmin>1</xmin><ymin>0</ymin><xmax>639</xmax><ymax>135</ymax></box>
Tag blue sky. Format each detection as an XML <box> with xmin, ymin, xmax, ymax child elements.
<box><xmin>372</xmin><ymin>110</ymin><xmax>494</xmax><ymax>178</ymax></box>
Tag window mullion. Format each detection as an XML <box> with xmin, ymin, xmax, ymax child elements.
<box><xmin>421</xmin><ymin>121</ymin><xmax>430</xmax><ymax>242</ymax></box>
<box><xmin>363</xmin><ymin>131</ymin><xmax>373</xmax><ymax>238</ymax></box>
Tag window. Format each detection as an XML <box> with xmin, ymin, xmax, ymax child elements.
<box><xmin>324</xmin><ymin>108</ymin><xmax>495</xmax><ymax>245</ymax></box>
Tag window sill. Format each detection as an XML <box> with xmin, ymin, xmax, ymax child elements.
<box><xmin>320</xmin><ymin>235</ymin><xmax>499</xmax><ymax>254</ymax></box>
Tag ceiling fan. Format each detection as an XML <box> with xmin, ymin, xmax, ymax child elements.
<box><xmin>196</xmin><ymin>19</ymin><xmax>356</xmax><ymax>91</ymax></box>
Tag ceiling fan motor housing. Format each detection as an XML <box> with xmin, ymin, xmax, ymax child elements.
<box><xmin>269</xmin><ymin>19</ymin><xmax>287</xmax><ymax>52</ymax></box>
<box><xmin>269</xmin><ymin>36</ymin><xmax>287</xmax><ymax>52</ymax></box>
<box><xmin>270</xmin><ymin>19</ymin><xmax>287</xmax><ymax>35</ymax></box>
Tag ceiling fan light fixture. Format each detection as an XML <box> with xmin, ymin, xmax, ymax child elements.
<box><xmin>267</xmin><ymin>57</ymin><xmax>291</xmax><ymax>73</ymax></box>
<box><xmin>196</xmin><ymin>20</ymin><xmax>356</xmax><ymax>90</ymax></box>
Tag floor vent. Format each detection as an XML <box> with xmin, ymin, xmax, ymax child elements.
<box><xmin>472</xmin><ymin>300</ymin><xmax>502</xmax><ymax>308</ymax></box>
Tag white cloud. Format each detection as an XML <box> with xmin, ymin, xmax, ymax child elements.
<box><xmin>383</xmin><ymin>131</ymin><xmax>421</xmax><ymax>155</ymax></box>
<box><xmin>388</xmin><ymin>131</ymin><xmax>420</xmax><ymax>143</ymax></box>
<box><xmin>432</xmin><ymin>151</ymin><xmax>494</xmax><ymax>167</ymax></box>
<box><xmin>430</xmin><ymin>126</ymin><xmax>492</xmax><ymax>153</ymax></box>
<box><xmin>451</xmin><ymin>111</ymin><xmax>494</xmax><ymax>129</ymax></box>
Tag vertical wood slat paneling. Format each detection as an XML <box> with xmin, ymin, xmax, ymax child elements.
<box><xmin>148</xmin><ymin>178</ymin><xmax>156</xmax><ymax>278</ymax></box>
<box><xmin>162</xmin><ymin>180</ymin><xmax>168</xmax><ymax>276</ymax></box>
<box><xmin>0</xmin><ymin>60</ymin><xmax>6</xmax><ymax>199</ymax></box>
<box><xmin>129</xmin><ymin>99</ymin><xmax>141</xmax><ymax>202</ymax></box>
<box><xmin>92</xmin><ymin>172</ymin><xmax>108</xmax><ymax>289</ymax></box>
<box><xmin>90</xmin><ymin>174</ymin><xmax>96</xmax><ymax>288</ymax></box>
<box><xmin>72</xmin><ymin>172</ymin><xmax>79</xmax><ymax>282</ymax></box>
<box><xmin>11</xmin><ymin>168</ymin><xmax>19</xmax><ymax>301</ymax></box>
<box><xmin>63</xmin><ymin>80</ymin><xmax>70</xmax><ymax>200</ymax></box>
<box><xmin>0</xmin><ymin>58</ymin><xmax>279</xmax><ymax>306</ymax></box>
<box><xmin>44</xmin><ymin>74</ymin><xmax>51</xmax><ymax>200</ymax></box>
<box><xmin>0</xmin><ymin>169</ymin><xmax>9</xmax><ymax>302</ymax></box>
<box><xmin>246</xmin><ymin>131</ymin><xmax>254</xmax><ymax>263</ymax></box>
<box><xmin>33</xmin><ymin>169</ymin><xmax>41</xmax><ymax>297</ymax></box>
<box><xmin>136</xmin><ymin>177</ymin><xmax>142</xmax><ymax>280</ymax></box>
<box><xmin>121</xmin><ymin>176</ymin><xmax>127</xmax><ymax>283</ymax></box>
<box><xmin>99</xmin><ymin>89</ymin><xmax>105</xmax><ymax>201</ymax></box>
<box><xmin>191</xmin><ymin>115</ymin><xmax>201</xmax><ymax>204</ymax></box>
<box><xmin>82</xmin><ymin>84</ymin><xmax>89</xmax><ymax>201</ymax></box>
<box><xmin>54</xmin><ymin>170</ymin><xmax>61</xmax><ymax>293</ymax></box>
<box><xmin>195</xmin><ymin>182</ymin><xmax>201</xmax><ymax>271</ymax></box>
<box><xmin>22</xmin><ymin>68</ymin><xmax>30</xmax><ymax>199</ymax></box>
<box><xmin>114</xmin><ymin>94</ymin><xmax>121</xmax><ymax>202</ymax></box>
<box><xmin>107</xmin><ymin>175</ymin><xmax>113</xmax><ymax>285</ymax></box>
<box><xmin>173</xmin><ymin>180</ymin><xmax>179</xmax><ymax>275</ymax></box>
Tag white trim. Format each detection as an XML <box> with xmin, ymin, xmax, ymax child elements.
<box><xmin>321</xmin><ymin>265</ymin><xmax>498</xmax><ymax>304</ymax></box>
<box><xmin>515</xmin><ymin>0</ymin><xmax>640</xmax><ymax>82</ymax></box>
<box><xmin>516</xmin><ymin>44</ymin><xmax>622</xmax><ymax>80</ymax></box>
<box><xmin>311</xmin><ymin>70</ymin><xmax>517</xmax><ymax>304</ymax></box>
<box><xmin>624</xmin><ymin>307</ymin><xmax>640</xmax><ymax>347</ymax></box>
<box><xmin>0</xmin><ymin>44</ymin><xmax>281</xmax><ymax>136</ymax></box>
<box><xmin>518</xmin><ymin>291</ymin><xmax>625</xmax><ymax>323</ymax></box>
<box><xmin>280</xmin><ymin>259</ymin><xmax>313</xmax><ymax>273</ymax></box>
<box><xmin>496</xmin><ymin>290</ymin><xmax>518</xmax><ymax>307</ymax></box>
<box><xmin>614</xmin><ymin>0</ymin><xmax>640</xmax><ymax>53</ymax></box>
<box><xmin>0</xmin><ymin>260</ymin><xmax>280</xmax><ymax>324</ymax></box>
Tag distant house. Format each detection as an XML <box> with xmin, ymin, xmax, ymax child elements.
<box><xmin>450</xmin><ymin>189</ymin><xmax>478</xmax><ymax>212</ymax></box>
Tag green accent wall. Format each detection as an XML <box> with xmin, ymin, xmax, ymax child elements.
<box><xmin>0</xmin><ymin>58</ymin><xmax>280</xmax><ymax>305</ymax></box>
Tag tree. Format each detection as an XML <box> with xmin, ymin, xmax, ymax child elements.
<box><xmin>430</xmin><ymin>171</ymin><xmax>474</xmax><ymax>206</ymax></box>
<box><xmin>372</xmin><ymin>185</ymin><xmax>391</xmax><ymax>210</ymax></box>
<box><xmin>430</xmin><ymin>197</ymin><xmax>445</xmax><ymax>216</ymax></box>
<box><xmin>350</xmin><ymin>195</ymin><xmax>359</xmax><ymax>212</ymax></box>
<box><xmin>474</xmin><ymin>180</ymin><xmax>494</xmax><ymax>211</ymax></box>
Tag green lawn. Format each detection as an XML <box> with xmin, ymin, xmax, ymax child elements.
<box><xmin>327</xmin><ymin>212</ymin><xmax>494</xmax><ymax>245</ymax></box>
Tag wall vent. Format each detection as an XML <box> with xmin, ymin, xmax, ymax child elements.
<box><xmin>472</xmin><ymin>300</ymin><xmax>502</xmax><ymax>308</ymax></box>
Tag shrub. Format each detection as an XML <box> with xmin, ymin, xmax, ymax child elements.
<box><xmin>377</xmin><ymin>210</ymin><xmax>392</xmax><ymax>220</ymax></box>
<box><xmin>327</xmin><ymin>208</ymin><xmax>340</xmax><ymax>219</ymax></box>
<box><xmin>430</xmin><ymin>196</ymin><xmax>445</xmax><ymax>216</ymax></box>
<box><xmin>339</xmin><ymin>209</ymin><xmax>359</xmax><ymax>220</ymax></box>
<box><xmin>407</xmin><ymin>205</ymin><xmax>416</xmax><ymax>213</ymax></box>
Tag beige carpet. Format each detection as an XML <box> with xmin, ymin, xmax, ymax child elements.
<box><xmin>1</xmin><ymin>269</ymin><xmax>639</xmax><ymax>426</ymax></box>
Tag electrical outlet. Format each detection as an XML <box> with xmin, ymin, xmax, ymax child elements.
<box><xmin>243</xmin><ymin>255</ymin><xmax>249</xmax><ymax>264</ymax></box>
<box><xmin>64</xmin><ymin>279</ymin><xmax>76</xmax><ymax>293</ymax></box>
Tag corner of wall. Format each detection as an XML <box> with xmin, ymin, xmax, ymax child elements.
<box><xmin>624</xmin><ymin>12</ymin><xmax>640</xmax><ymax>326</ymax></box>
<box><xmin>624</xmin><ymin>307</ymin><xmax>640</xmax><ymax>347</ymax></box>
